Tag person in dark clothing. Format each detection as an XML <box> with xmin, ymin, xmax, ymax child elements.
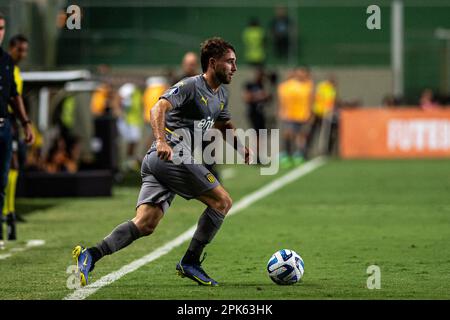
<box><xmin>243</xmin><ymin>67</ymin><xmax>272</xmax><ymax>162</ymax></box>
<box><xmin>270</xmin><ymin>6</ymin><xmax>293</xmax><ymax>61</ymax></box>
<box><xmin>0</xmin><ymin>12</ymin><xmax>34</xmax><ymax>248</ymax></box>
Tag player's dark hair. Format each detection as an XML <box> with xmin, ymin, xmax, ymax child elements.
<box><xmin>9</xmin><ymin>34</ymin><xmax>28</xmax><ymax>48</ymax></box>
<box><xmin>200</xmin><ymin>37</ymin><xmax>235</xmax><ymax>73</ymax></box>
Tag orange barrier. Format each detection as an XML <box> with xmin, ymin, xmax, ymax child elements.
<box><xmin>340</xmin><ymin>108</ymin><xmax>450</xmax><ymax>158</ymax></box>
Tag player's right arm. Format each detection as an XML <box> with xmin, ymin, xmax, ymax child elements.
<box><xmin>150</xmin><ymin>98</ymin><xmax>173</xmax><ymax>161</ymax></box>
<box><xmin>152</xmin><ymin>78</ymin><xmax>195</xmax><ymax>161</ymax></box>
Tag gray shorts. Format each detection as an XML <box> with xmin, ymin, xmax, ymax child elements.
<box><xmin>282</xmin><ymin>120</ymin><xmax>308</xmax><ymax>134</ymax></box>
<box><xmin>136</xmin><ymin>149</ymin><xmax>220</xmax><ymax>213</ymax></box>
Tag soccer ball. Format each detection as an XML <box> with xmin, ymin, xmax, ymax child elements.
<box><xmin>267</xmin><ymin>249</ymin><xmax>304</xmax><ymax>285</ymax></box>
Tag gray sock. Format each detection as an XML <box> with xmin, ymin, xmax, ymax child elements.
<box><xmin>95</xmin><ymin>221</ymin><xmax>141</xmax><ymax>258</ymax></box>
<box><xmin>183</xmin><ymin>207</ymin><xmax>225</xmax><ymax>264</ymax></box>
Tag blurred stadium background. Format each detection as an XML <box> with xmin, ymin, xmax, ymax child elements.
<box><xmin>0</xmin><ymin>0</ymin><xmax>449</xmax><ymax>300</ymax></box>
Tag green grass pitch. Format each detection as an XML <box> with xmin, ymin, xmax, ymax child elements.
<box><xmin>0</xmin><ymin>159</ymin><xmax>449</xmax><ymax>299</ymax></box>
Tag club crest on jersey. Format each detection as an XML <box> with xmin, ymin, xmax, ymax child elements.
<box><xmin>205</xmin><ymin>173</ymin><xmax>216</xmax><ymax>184</ymax></box>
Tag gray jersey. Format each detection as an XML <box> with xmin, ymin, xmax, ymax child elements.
<box><xmin>160</xmin><ymin>75</ymin><xmax>231</xmax><ymax>143</ymax></box>
<box><xmin>138</xmin><ymin>75</ymin><xmax>227</xmax><ymax>211</ymax></box>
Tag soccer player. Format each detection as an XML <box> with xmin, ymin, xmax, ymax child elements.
<box><xmin>73</xmin><ymin>37</ymin><xmax>250</xmax><ymax>287</ymax></box>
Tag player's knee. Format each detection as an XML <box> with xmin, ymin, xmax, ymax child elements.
<box><xmin>140</xmin><ymin>223</ymin><xmax>156</xmax><ymax>236</ymax></box>
<box><xmin>226</xmin><ymin>196</ymin><xmax>233</xmax><ymax>212</ymax></box>
<box><xmin>133</xmin><ymin>204</ymin><xmax>163</xmax><ymax>236</ymax></box>
<box><xmin>136</xmin><ymin>216</ymin><xmax>160</xmax><ymax>236</ymax></box>
<box><xmin>216</xmin><ymin>194</ymin><xmax>232</xmax><ymax>215</ymax></box>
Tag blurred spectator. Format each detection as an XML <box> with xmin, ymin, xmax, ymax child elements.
<box><xmin>242</xmin><ymin>18</ymin><xmax>266</xmax><ymax>66</ymax></box>
<box><xmin>270</xmin><ymin>6</ymin><xmax>293</xmax><ymax>61</ymax></box>
<box><xmin>24</xmin><ymin>124</ymin><xmax>44</xmax><ymax>171</ymax></box>
<box><xmin>91</xmin><ymin>64</ymin><xmax>121</xmax><ymax>116</ymax></box>
<box><xmin>117</xmin><ymin>83</ymin><xmax>143</xmax><ymax>171</ymax></box>
<box><xmin>44</xmin><ymin>136</ymin><xmax>80</xmax><ymax>173</ymax></box>
<box><xmin>165</xmin><ymin>68</ymin><xmax>177</xmax><ymax>86</ymax></box>
<box><xmin>91</xmin><ymin>83</ymin><xmax>113</xmax><ymax>116</ymax></box>
<box><xmin>420</xmin><ymin>88</ymin><xmax>440</xmax><ymax>111</ymax></box>
<box><xmin>307</xmin><ymin>75</ymin><xmax>338</xmax><ymax>156</ymax></box>
<box><xmin>175</xmin><ymin>52</ymin><xmax>199</xmax><ymax>82</ymax></box>
<box><xmin>143</xmin><ymin>77</ymin><xmax>169</xmax><ymax>124</ymax></box>
<box><xmin>243</xmin><ymin>67</ymin><xmax>272</xmax><ymax>162</ymax></box>
<box><xmin>53</xmin><ymin>94</ymin><xmax>78</xmax><ymax>148</ymax></box>
<box><xmin>143</xmin><ymin>76</ymin><xmax>169</xmax><ymax>150</ymax></box>
<box><xmin>313</xmin><ymin>75</ymin><xmax>337</xmax><ymax>119</ymax></box>
<box><xmin>382</xmin><ymin>94</ymin><xmax>396</xmax><ymax>108</ymax></box>
<box><xmin>95</xmin><ymin>64</ymin><xmax>112</xmax><ymax>81</ymax></box>
<box><xmin>277</xmin><ymin>67</ymin><xmax>313</xmax><ymax>168</ymax></box>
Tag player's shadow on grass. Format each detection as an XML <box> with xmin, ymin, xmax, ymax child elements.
<box><xmin>15</xmin><ymin>201</ymin><xmax>59</xmax><ymax>220</ymax></box>
<box><xmin>218</xmin><ymin>281</ymin><xmax>323</xmax><ymax>289</ymax></box>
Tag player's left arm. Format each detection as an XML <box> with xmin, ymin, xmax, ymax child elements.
<box><xmin>9</xmin><ymin>93</ymin><xmax>35</xmax><ymax>145</ymax></box>
<box><xmin>214</xmin><ymin>119</ymin><xmax>253</xmax><ymax>164</ymax></box>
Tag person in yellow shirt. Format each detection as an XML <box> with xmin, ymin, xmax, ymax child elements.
<box><xmin>90</xmin><ymin>83</ymin><xmax>111</xmax><ymax>117</ymax></box>
<box><xmin>242</xmin><ymin>18</ymin><xmax>266</xmax><ymax>66</ymax></box>
<box><xmin>277</xmin><ymin>67</ymin><xmax>313</xmax><ymax>167</ymax></box>
<box><xmin>117</xmin><ymin>83</ymin><xmax>143</xmax><ymax>171</ymax></box>
<box><xmin>308</xmin><ymin>75</ymin><xmax>337</xmax><ymax>156</ymax></box>
<box><xmin>3</xmin><ymin>34</ymin><xmax>29</xmax><ymax>240</ymax></box>
<box><xmin>143</xmin><ymin>76</ymin><xmax>169</xmax><ymax>152</ymax></box>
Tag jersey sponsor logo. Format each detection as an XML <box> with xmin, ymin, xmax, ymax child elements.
<box><xmin>205</xmin><ymin>173</ymin><xmax>216</xmax><ymax>184</ymax></box>
<box><xmin>197</xmin><ymin>117</ymin><xmax>215</xmax><ymax>130</ymax></box>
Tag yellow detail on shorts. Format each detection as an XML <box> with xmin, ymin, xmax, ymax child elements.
<box><xmin>165</xmin><ymin>127</ymin><xmax>181</xmax><ymax>139</ymax></box>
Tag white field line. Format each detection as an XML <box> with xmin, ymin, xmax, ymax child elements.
<box><xmin>64</xmin><ymin>157</ymin><xmax>327</xmax><ymax>300</ymax></box>
<box><xmin>0</xmin><ymin>240</ymin><xmax>46</xmax><ymax>260</ymax></box>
